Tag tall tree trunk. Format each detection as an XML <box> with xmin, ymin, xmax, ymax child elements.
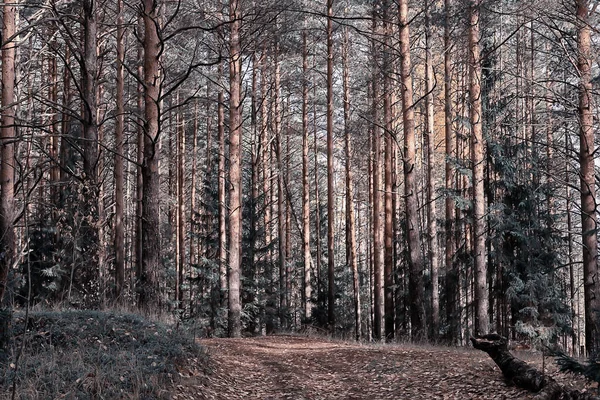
<box><xmin>576</xmin><ymin>0</ymin><xmax>599</xmax><ymax>357</ymax></box>
<box><xmin>139</xmin><ymin>0</ymin><xmax>162</xmax><ymax>310</ymax></box>
<box><xmin>81</xmin><ymin>0</ymin><xmax>100</xmax><ymax>289</ymax></box>
<box><xmin>302</xmin><ymin>30</ymin><xmax>312</xmax><ymax>321</ymax></box>
<box><xmin>425</xmin><ymin>1</ymin><xmax>439</xmax><ymax>339</ymax></box>
<box><xmin>342</xmin><ymin>27</ymin><xmax>361</xmax><ymax>341</ymax></box>
<box><xmin>274</xmin><ymin>42</ymin><xmax>287</xmax><ymax>327</ymax></box>
<box><xmin>383</xmin><ymin>0</ymin><xmax>395</xmax><ymax>340</ymax></box>
<box><xmin>372</xmin><ymin>2</ymin><xmax>384</xmax><ymax>341</ymax></box>
<box><xmin>326</xmin><ymin>0</ymin><xmax>336</xmax><ymax>332</ymax></box>
<box><xmin>468</xmin><ymin>0</ymin><xmax>488</xmax><ymax>336</ymax></box>
<box><xmin>444</xmin><ymin>0</ymin><xmax>458</xmax><ymax>345</ymax></box>
<box><xmin>313</xmin><ymin>71</ymin><xmax>323</xmax><ymax>310</ymax></box>
<box><xmin>218</xmin><ymin>62</ymin><xmax>227</xmax><ymax>307</ymax></box>
<box><xmin>114</xmin><ymin>0</ymin><xmax>125</xmax><ymax>300</ymax></box>
<box><xmin>399</xmin><ymin>0</ymin><xmax>425</xmax><ymax>339</ymax></box>
<box><xmin>0</xmin><ymin>0</ymin><xmax>17</xmax><ymax>306</ymax></box>
<box><xmin>176</xmin><ymin>96</ymin><xmax>185</xmax><ymax>306</ymax></box>
<box><xmin>228</xmin><ymin>0</ymin><xmax>243</xmax><ymax>337</ymax></box>
<box><xmin>189</xmin><ymin>99</ymin><xmax>199</xmax><ymax>304</ymax></box>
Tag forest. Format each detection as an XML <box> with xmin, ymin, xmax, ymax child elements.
<box><xmin>0</xmin><ymin>0</ymin><xmax>598</xmax><ymax>373</ymax></box>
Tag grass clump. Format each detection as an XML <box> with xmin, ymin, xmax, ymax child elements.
<box><xmin>0</xmin><ymin>310</ymin><xmax>208</xmax><ymax>399</ymax></box>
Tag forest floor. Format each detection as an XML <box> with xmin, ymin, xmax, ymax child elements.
<box><xmin>172</xmin><ymin>335</ymin><xmax>592</xmax><ymax>400</ymax></box>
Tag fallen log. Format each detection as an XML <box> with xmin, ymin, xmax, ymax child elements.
<box><xmin>471</xmin><ymin>334</ymin><xmax>598</xmax><ymax>400</ymax></box>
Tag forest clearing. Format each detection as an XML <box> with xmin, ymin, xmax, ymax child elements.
<box><xmin>181</xmin><ymin>335</ymin><xmax>592</xmax><ymax>400</ymax></box>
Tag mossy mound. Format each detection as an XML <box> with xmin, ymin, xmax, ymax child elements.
<box><xmin>1</xmin><ymin>310</ymin><xmax>208</xmax><ymax>399</ymax></box>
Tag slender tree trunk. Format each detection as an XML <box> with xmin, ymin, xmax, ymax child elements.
<box><xmin>0</xmin><ymin>0</ymin><xmax>17</xmax><ymax>305</ymax></box>
<box><xmin>468</xmin><ymin>0</ymin><xmax>489</xmax><ymax>336</ymax></box>
<box><xmin>114</xmin><ymin>0</ymin><xmax>125</xmax><ymax>300</ymax></box>
<box><xmin>425</xmin><ymin>2</ymin><xmax>439</xmax><ymax>339</ymax></box>
<box><xmin>313</xmin><ymin>74</ymin><xmax>323</xmax><ymax>309</ymax></box>
<box><xmin>139</xmin><ymin>0</ymin><xmax>162</xmax><ymax>310</ymax></box>
<box><xmin>176</xmin><ymin>96</ymin><xmax>185</xmax><ymax>306</ymax></box>
<box><xmin>302</xmin><ymin>30</ymin><xmax>312</xmax><ymax>321</ymax></box>
<box><xmin>383</xmin><ymin>0</ymin><xmax>395</xmax><ymax>340</ymax></box>
<box><xmin>372</xmin><ymin>2</ymin><xmax>384</xmax><ymax>341</ymax></box>
<box><xmin>228</xmin><ymin>0</ymin><xmax>243</xmax><ymax>337</ymax></box>
<box><xmin>189</xmin><ymin>99</ymin><xmax>199</xmax><ymax>298</ymax></box>
<box><xmin>399</xmin><ymin>0</ymin><xmax>425</xmax><ymax>339</ymax></box>
<box><xmin>444</xmin><ymin>0</ymin><xmax>458</xmax><ymax>345</ymax></box>
<box><xmin>576</xmin><ymin>0</ymin><xmax>599</xmax><ymax>357</ymax></box>
<box><xmin>274</xmin><ymin>42</ymin><xmax>287</xmax><ymax>327</ymax></box>
<box><xmin>217</xmin><ymin>62</ymin><xmax>227</xmax><ymax>306</ymax></box>
<box><xmin>326</xmin><ymin>0</ymin><xmax>336</xmax><ymax>331</ymax></box>
<box><xmin>343</xmin><ymin>27</ymin><xmax>361</xmax><ymax>341</ymax></box>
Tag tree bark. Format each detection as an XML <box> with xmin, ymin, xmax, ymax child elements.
<box><xmin>372</xmin><ymin>1</ymin><xmax>384</xmax><ymax>341</ymax></box>
<box><xmin>399</xmin><ymin>0</ymin><xmax>425</xmax><ymax>339</ymax></box>
<box><xmin>576</xmin><ymin>0</ymin><xmax>599</xmax><ymax>357</ymax></box>
<box><xmin>139</xmin><ymin>0</ymin><xmax>162</xmax><ymax>311</ymax></box>
<box><xmin>425</xmin><ymin>1</ymin><xmax>439</xmax><ymax>339</ymax></box>
<box><xmin>468</xmin><ymin>0</ymin><xmax>489</xmax><ymax>336</ymax></box>
<box><xmin>176</xmin><ymin>95</ymin><xmax>185</xmax><ymax>307</ymax></box>
<box><xmin>0</xmin><ymin>0</ymin><xmax>17</xmax><ymax>306</ymax></box>
<box><xmin>302</xmin><ymin>29</ymin><xmax>312</xmax><ymax>321</ymax></box>
<box><xmin>217</xmin><ymin>62</ymin><xmax>227</xmax><ymax>307</ymax></box>
<box><xmin>444</xmin><ymin>0</ymin><xmax>459</xmax><ymax>345</ymax></box>
<box><xmin>326</xmin><ymin>0</ymin><xmax>336</xmax><ymax>332</ymax></box>
<box><xmin>114</xmin><ymin>0</ymin><xmax>125</xmax><ymax>300</ymax></box>
<box><xmin>383</xmin><ymin>0</ymin><xmax>395</xmax><ymax>340</ymax></box>
<box><xmin>228</xmin><ymin>0</ymin><xmax>243</xmax><ymax>337</ymax></box>
<box><xmin>342</xmin><ymin>27</ymin><xmax>361</xmax><ymax>341</ymax></box>
<box><xmin>81</xmin><ymin>0</ymin><xmax>100</xmax><ymax>290</ymax></box>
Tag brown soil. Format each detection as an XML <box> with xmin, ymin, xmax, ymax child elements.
<box><xmin>173</xmin><ymin>335</ymin><xmax>586</xmax><ymax>400</ymax></box>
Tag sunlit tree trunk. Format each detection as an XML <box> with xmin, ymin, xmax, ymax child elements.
<box><xmin>218</xmin><ymin>62</ymin><xmax>227</xmax><ymax>307</ymax></box>
<box><xmin>302</xmin><ymin>29</ymin><xmax>312</xmax><ymax>321</ymax></box>
<box><xmin>383</xmin><ymin>0</ymin><xmax>395</xmax><ymax>340</ymax></box>
<box><xmin>227</xmin><ymin>0</ymin><xmax>243</xmax><ymax>337</ymax></box>
<box><xmin>576</xmin><ymin>0</ymin><xmax>599</xmax><ymax>356</ymax></box>
<box><xmin>399</xmin><ymin>0</ymin><xmax>425</xmax><ymax>339</ymax></box>
<box><xmin>0</xmin><ymin>0</ymin><xmax>17</xmax><ymax>305</ymax></box>
<box><xmin>372</xmin><ymin>1</ymin><xmax>384</xmax><ymax>340</ymax></box>
<box><xmin>425</xmin><ymin>1</ymin><xmax>439</xmax><ymax>339</ymax></box>
<box><xmin>468</xmin><ymin>0</ymin><xmax>488</xmax><ymax>336</ymax></box>
<box><xmin>342</xmin><ymin>27</ymin><xmax>361</xmax><ymax>341</ymax></box>
<box><xmin>326</xmin><ymin>0</ymin><xmax>336</xmax><ymax>331</ymax></box>
<box><xmin>444</xmin><ymin>0</ymin><xmax>458</xmax><ymax>345</ymax></box>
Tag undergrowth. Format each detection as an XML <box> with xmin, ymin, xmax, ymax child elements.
<box><xmin>0</xmin><ymin>310</ymin><xmax>208</xmax><ymax>399</ymax></box>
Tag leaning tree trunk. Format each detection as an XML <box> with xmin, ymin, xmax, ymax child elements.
<box><xmin>471</xmin><ymin>334</ymin><xmax>598</xmax><ymax>400</ymax></box>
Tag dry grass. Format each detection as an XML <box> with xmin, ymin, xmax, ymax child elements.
<box><xmin>0</xmin><ymin>310</ymin><xmax>208</xmax><ymax>400</ymax></box>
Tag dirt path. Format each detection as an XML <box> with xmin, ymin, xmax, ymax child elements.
<box><xmin>173</xmin><ymin>335</ymin><xmax>548</xmax><ymax>399</ymax></box>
